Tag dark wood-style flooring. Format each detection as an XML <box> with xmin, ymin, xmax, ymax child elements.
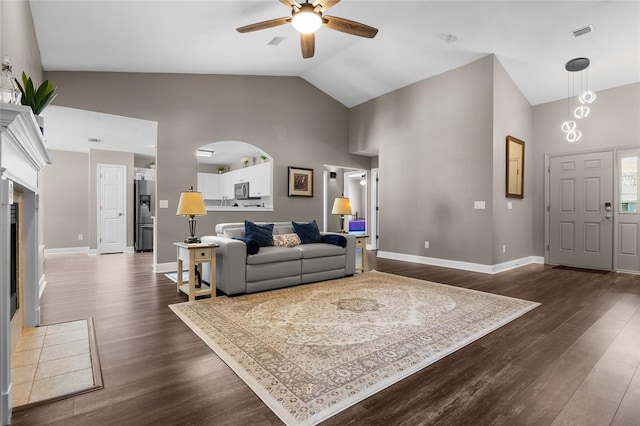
<box><xmin>10</xmin><ymin>252</ymin><xmax>640</xmax><ymax>425</ymax></box>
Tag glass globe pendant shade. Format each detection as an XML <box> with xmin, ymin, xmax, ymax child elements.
<box><xmin>566</xmin><ymin>129</ymin><xmax>582</xmax><ymax>143</ymax></box>
<box><xmin>292</xmin><ymin>8</ymin><xmax>322</xmax><ymax>33</ymax></box>
<box><xmin>561</xmin><ymin>120</ymin><xmax>576</xmax><ymax>133</ymax></box>
<box><xmin>574</xmin><ymin>105</ymin><xmax>590</xmax><ymax>119</ymax></box>
<box><xmin>0</xmin><ymin>56</ymin><xmax>22</xmax><ymax>105</ymax></box>
<box><xmin>579</xmin><ymin>90</ymin><xmax>596</xmax><ymax>104</ymax></box>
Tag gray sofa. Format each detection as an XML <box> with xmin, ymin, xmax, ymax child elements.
<box><xmin>201</xmin><ymin>222</ymin><xmax>356</xmax><ymax>295</ymax></box>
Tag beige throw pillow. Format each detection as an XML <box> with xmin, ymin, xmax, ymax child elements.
<box><xmin>273</xmin><ymin>233</ymin><xmax>301</xmax><ymax>247</ymax></box>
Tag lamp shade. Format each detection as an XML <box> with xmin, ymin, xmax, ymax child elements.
<box><xmin>331</xmin><ymin>197</ymin><xmax>352</xmax><ymax>216</ymax></box>
<box><xmin>176</xmin><ymin>190</ymin><xmax>206</xmax><ymax>216</ymax></box>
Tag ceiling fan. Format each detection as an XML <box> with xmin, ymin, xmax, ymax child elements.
<box><xmin>236</xmin><ymin>0</ymin><xmax>378</xmax><ymax>59</ymax></box>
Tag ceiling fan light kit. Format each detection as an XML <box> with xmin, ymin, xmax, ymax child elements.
<box><xmin>237</xmin><ymin>0</ymin><xmax>378</xmax><ymax>59</ymax></box>
<box><xmin>292</xmin><ymin>3</ymin><xmax>323</xmax><ymax>33</ymax></box>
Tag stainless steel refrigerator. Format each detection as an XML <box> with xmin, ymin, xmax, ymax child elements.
<box><xmin>134</xmin><ymin>179</ymin><xmax>155</xmax><ymax>252</ymax></box>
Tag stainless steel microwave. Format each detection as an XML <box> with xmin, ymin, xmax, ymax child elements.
<box><xmin>235</xmin><ymin>182</ymin><xmax>258</xmax><ymax>200</ymax></box>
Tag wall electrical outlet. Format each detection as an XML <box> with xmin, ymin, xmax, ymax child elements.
<box><xmin>502</xmin><ymin>244</ymin><xmax>506</xmax><ymax>253</ymax></box>
<box><xmin>159</xmin><ymin>200</ymin><xmax>169</xmax><ymax>209</ymax></box>
<box><xmin>78</xmin><ymin>234</ymin><xmax>83</xmax><ymax>241</ymax></box>
<box><xmin>425</xmin><ymin>241</ymin><xmax>429</xmax><ymax>249</ymax></box>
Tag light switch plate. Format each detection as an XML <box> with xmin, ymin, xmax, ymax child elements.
<box><xmin>508</xmin><ymin>201</ymin><xmax>513</xmax><ymax>210</ymax></box>
<box><xmin>159</xmin><ymin>200</ymin><xmax>169</xmax><ymax>209</ymax></box>
<box><xmin>474</xmin><ymin>201</ymin><xmax>486</xmax><ymax>210</ymax></box>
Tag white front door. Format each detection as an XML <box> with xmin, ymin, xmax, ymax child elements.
<box><xmin>549</xmin><ymin>151</ymin><xmax>614</xmax><ymax>270</ymax></box>
<box><xmin>98</xmin><ymin>164</ymin><xmax>126</xmax><ymax>254</ymax></box>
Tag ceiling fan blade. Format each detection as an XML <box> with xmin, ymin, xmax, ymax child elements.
<box><xmin>312</xmin><ymin>0</ymin><xmax>340</xmax><ymax>12</ymax></box>
<box><xmin>279</xmin><ymin>0</ymin><xmax>301</xmax><ymax>10</ymax></box>
<box><xmin>236</xmin><ymin>17</ymin><xmax>290</xmax><ymax>33</ymax></box>
<box><xmin>323</xmin><ymin>15</ymin><xmax>378</xmax><ymax>38</ymax></box>
<box><xmin>301</xmin><ymin>32</ymin><xmax>315</xmax><ymax>59</ymax></box>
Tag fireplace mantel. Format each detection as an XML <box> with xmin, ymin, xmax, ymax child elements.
<box><xmin>1</xmin><ymin>103</ymin><xmax>51</xmax><ymax>425</ymax></box>
<box><xmin>1</xmin><ymin>104</ymin><xmax>51</xmax><ymax>190</ymax></box>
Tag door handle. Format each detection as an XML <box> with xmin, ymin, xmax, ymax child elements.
<box><xmin>604</xmin><ymin>202</ymin><xmax>612</xmax><ymax>219</ymax></box>
<box><xmin>118</xmin><ymin>213</ymin><xmax>123</xmax><ymax>217</ymax></box>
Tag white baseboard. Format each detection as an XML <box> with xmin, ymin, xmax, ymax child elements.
<box><xmin>44</xmin><ymin>247</ymin><xmax>89</xmax><ymax>256</ymax></box>
<box><xmin>125</xmin><ymin>246</ymin><xmax>135</xmax><ymax>254</ymax></box>
<box><xmin>616</xmin><ymin>269</ymin><xmax>640</xmax><ymax>275</ymax></box>
<box><xmin>1</xmin><ymin>385</ymin><xmax>10</xmax><ymax>426</ymax></box>
<box><xmin>376</xmin><ymin>251</ymin><xmax>544</xmax><ymax>275</ymax></box>
<box><xmin>88</xmin><ymin>249</ymin><xmax>99</xmax><ymax>256</ymax></box>
<box><xmin>154</xmin><ymin>262</ymin><xmax>178</xmax><ymax>274</ymax></box>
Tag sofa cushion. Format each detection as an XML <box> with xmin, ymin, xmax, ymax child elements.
<box><xmin>295</xmin><ymin>243</ymin><xmax>345</xmax><ymax>259</ymax></box>
<box><xmin>272</xmin><ymin>223</ymin><xmax>295</xmax><ymax>235</ymax></box>
<box><xmin>292</xmin><ymin>220</ymin><xmax>322</xmax><ymax>244</ymax></box>
<box><xmin>301</xmin><ymin>255</ymin><xmax>346</xmax><ymax>274</ymax></box>
<box><xmin>245</xmin><ymin>220</ymin><xmax>274</xmax><ymax>247</ymax></box>
<box><xmin>273</xmin><ymin>233</ymin><xmax>301</xmax><ymax>247</ymax></box>
<box><xmin>246</xmin><ymin>261</ymin><xmax>301</xmax><ymax>282</ymax></box>
<box><xmin>224</xmin><ymin>228</ymin><xmax>245</xmax><ymax>239</ymax></box>
<box><xmin>247</xmin><ymin>246</ymin><xmax>302</xmax><ymax>265</ymax></box>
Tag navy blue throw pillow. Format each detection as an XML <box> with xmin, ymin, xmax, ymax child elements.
<box><xmin>244</xmin><ymin>220</ymin><xmax>274</xmax><ymax>247</ymax></box>
<box><xmin>321</xmin><ymin>234</ymin><xmax>347</xmax><ymax>248</ymax></box>
<box><xmin>233</xmin><ymin>237</ymin><xmax>261</xmax><ymax>255</ymax></box>
<box><xmin>292</xmin><ymin>220</ymin><xmax>322</xmax><ymax>244</ymax></box>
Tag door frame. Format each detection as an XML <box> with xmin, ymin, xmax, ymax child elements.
<box><xmin>545</xmin><ymin>145</ymin><xmax>638</xmax><ymax>271</ymax></box>
<box><xmin>370</xmin><ymin>168</ymin><xmax>379</xmax><ymax>250</ymax></box>
<box><xmin>97</xmin><ymin>163</ymin><xmax>127</xmax><ymax>254</ymax></box>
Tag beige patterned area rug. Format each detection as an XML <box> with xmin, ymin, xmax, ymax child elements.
<box><xmin>169</xmin><ymin>271</ymin><xmax>539</xmax><ymax>425</ymax></box>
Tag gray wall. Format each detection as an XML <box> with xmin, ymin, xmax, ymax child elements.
<box><xmin>43</xmin><ymin>72</ymin><xmax>370</xmax><ymax>264</ymax></box>
<box><xmin>350</xmin><ymin>56</ymin><xmax>498</xmax><ymax>265</ymax></box>
<box><xmin>531</xmin><ymin>82</ymin><xmax>640</xmax><ymax>255</ymax></box>
<box><xmin>41</xmin><ymin>149</ymin><xmax>137</xmax><ymax>251</ymax></box>
<box><xmin>41</xmin><ymin>150</ymin><xmax>90</xmax><ymax>249</ymax></box>
<box><xmin>491</xmin><ymin>57</ymin><xmax>534</xmax><ymax>263</ymax></box>
<box><xmin>0</xmin><ymin>0</ymin><xmax>42</xmax><ymax>87</ymax></box>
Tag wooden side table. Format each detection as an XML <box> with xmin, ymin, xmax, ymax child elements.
<box><xmin>174</xmin><ymin>242</ymin><xmax>218</xmax><ymax>301</ymax></box>
<box><xmin>354</xmin><ymin>235</ymin><xmax>368</xmax><ymax>273</ymax></box>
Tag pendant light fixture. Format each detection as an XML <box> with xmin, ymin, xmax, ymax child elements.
<box><xmin>561</xmin><ymin>57</ymin><xmax>596</xmax><ymax>143</ymax></box>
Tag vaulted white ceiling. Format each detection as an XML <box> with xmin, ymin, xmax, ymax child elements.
<box><xmin>30</xmin><ymin>0</ymin><xmax>640</xmax><ymax>109</ymax></box>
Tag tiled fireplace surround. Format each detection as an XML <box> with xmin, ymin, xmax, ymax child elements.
<box><xmin>0</xmin><ymin>104</ymin><xmax>50</xmax><ymax>425</ymax></box>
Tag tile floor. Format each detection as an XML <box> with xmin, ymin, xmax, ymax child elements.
<box><xmin>11</xmin><ymin>320</ymin><xmax>95</xmax><ymax>407</ymax></box>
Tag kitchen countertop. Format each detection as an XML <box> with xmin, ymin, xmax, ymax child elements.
<box><xmin>205</xmin><ymin>206</ymin><xmax>273</xmax><ymax>212</ymax></box>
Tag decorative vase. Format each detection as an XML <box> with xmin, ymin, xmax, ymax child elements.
<box><xmin>0</xmin><ymin>56</ymin><xmax>21</xmax><ymax>105</ymax></box>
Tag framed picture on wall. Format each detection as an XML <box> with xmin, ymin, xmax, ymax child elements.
<box><xmin>506</xmin><ymin>135</ymin><xmax>525</xmax><ymax>198</ymax></box>
<box><xmin>288</xmin><ymin>166</ymin><xmax>313</xmax><ymax>197</ymax></box>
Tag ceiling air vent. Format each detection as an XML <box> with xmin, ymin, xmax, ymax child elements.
<box><xmin>571</xmin><ymin>25</ymin><xmax>594</xmax><ymax>38</ymax></box>
<box><xmin>88</xmin><ymin>138</ymin><xmax>101</xmax><ymax>143</ymax></box>
<box><xmin>268</xmin><ymin>37</ymin><xmax>285</xmax><ymax>46</ymax></box>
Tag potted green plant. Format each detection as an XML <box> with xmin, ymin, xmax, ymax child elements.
<box><xmin>260</xmin><ymin>155</ymin><xmax>268</xmax><ymax>163</ymax></box>
<box><xmin>15</xmin><ymin>72</ymin><xmax>57</xmax><ymax>115</ymax></box>
<box><xmin>217</xmin><ymin>166</ymin><xmax>225</xmax><ymax>174</ymax></box>
<box><xmin>149</xmin><ymin>160</ymin><xmax>156</xmax><ymax>169</ymax></box>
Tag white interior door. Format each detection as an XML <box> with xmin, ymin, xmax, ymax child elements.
<box><xmin>98</xmin><ymin>164</ymin><xmax>126</xmax><ymax>254</ymax></box>
<box><xmin>549</xmin><ymin>151</ymin><xmax>614</xmax><ymax>270</ymax></box>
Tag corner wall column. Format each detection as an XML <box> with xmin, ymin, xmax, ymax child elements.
<box><xmin>0</xmin><ymin>178</ymin><xmax>13</xmax><ymax>426</ymax></box>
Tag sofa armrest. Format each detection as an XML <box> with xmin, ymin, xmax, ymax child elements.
<box><xmin>200</xmin><ymin>236</ymin><xmax>247</xmax><ymax>296</ymax></box>
<box><xmin>321</xmin><ymin>232</ymin><xmax>356</xmax><ymax>275</ymax></box>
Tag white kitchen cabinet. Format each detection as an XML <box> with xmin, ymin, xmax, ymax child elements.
<box><xmin>246</xmin><ymin>162</ymin><xmax>271</xmax><ymax>197</ymax></box>
<box><xmin>218</xmin><ymin>171</ymin><xmax>235</xmax><ymax>199</ymax></box>
<box><xmin>197</xmin><ymin>172</ymin><xmax>219</xmax><ymax>199</ymax></box>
